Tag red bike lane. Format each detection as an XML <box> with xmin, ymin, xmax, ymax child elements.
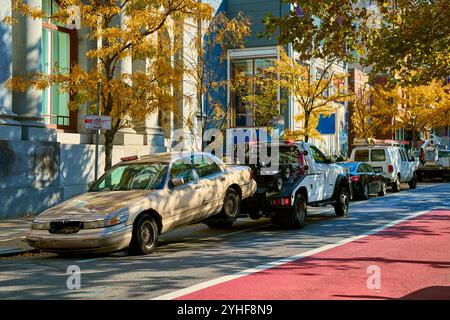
<box><xmin>177</xmin><ymin>210</ymin><xmax>450</xmax><ymax>300</ymax></box>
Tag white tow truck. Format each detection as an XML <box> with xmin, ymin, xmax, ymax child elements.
<box><xmin>242</xmin><ymin>140</ymin><xmax>351</xmax><ymax>228</ymax></box>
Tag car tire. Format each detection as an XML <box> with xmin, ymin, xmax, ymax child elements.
<box><xmin>273</xmin><ymin>193</ymin><xmax>307</xmax><ymax>229</ymax></box>
<box><xmin>378</xmin><ymin>181</ymin><xmax>387</xmax><ymax>196</ymax></box>
<box><xmin>361</xmin><ymin>183</ymin><xmax>370</xmax><ymax>200</ymax></box>
<box><xmin>205</xmin><ymin>188</ymin><xmax>241</xmax><ymax>229</ymax></box>
<box><xmin>392</xmin><ymin>176</ymin><xmax>401</xmax><ymax>192</ymax></box>
<box><xmin>129</xmin><ymin>214</ymin><xmax>159</xmax><ymax>255</ymax></box>
<box><xmin>334</xmin><ymin>185</ymin><xmax>349</xmax><ymax>217</ymax></box>
<box><xmin>408</xmin><ymin>174</ymin><xmax>417</xmax><ymax>189</ymax></box>
<box><xmin>221</xmin><ymin>188</ymin><xmax>241</xmax><ymax>220</ymax></box>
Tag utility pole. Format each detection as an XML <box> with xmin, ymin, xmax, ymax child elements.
<box><xmin>95</xmin><ymin>81</ymin><xmax>101</xmax><ymax>181</ymax></box>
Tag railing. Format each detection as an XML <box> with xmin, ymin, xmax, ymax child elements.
<box><xmin>42</xmin><ymin>114</ymin><xmax>71</xmax><ymax>127</ymax></box>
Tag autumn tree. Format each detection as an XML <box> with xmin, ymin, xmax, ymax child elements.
<box><xmin>6</xmin><ymin>0</ymin><xmax>213</xmax><ymax>170</ymax></box>
<box><xmin>181</xmin><ymin>11</ymin><xmax>252</xmax><ymax>149</ymax></box>
<box><xmin>352</xmin><ymin>84</ymin><xmax>397</xmax><ymax>139</ymax></box>
<box><xmin>393</xmin><ymin>82</ymin><xmax>450</xmax><ymax>147</ymax></box>
<box><xmin>272</xmin><ymin>51</ymin><xmax>351</xmax><ymax>142</ymax></box>
<box><xmin>264</xmin><ymin>0</ymin><xmax>450</xmax><ymax>85</ymax></box>
<box><xmin>235</xmin><ymin>69</ymin><xmax>283</xmax><ymax>127</ymax></box>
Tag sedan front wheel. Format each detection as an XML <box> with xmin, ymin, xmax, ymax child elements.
<box><xmin>130</xmin><ymin>215</ymin><xmax>159</xmax><ymax>255</ymax></box>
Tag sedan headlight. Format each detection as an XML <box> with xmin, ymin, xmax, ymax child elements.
<box><xmin>31</xmin><ymin>220</ymin><xmax>51</xmax><ymax>230</ymax></box>
<box><xmin>84</xmin><ymin>209</ymin><xmax>129</xmax><ymax>229</ymax></box>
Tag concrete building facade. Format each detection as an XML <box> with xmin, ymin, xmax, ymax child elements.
<box><xmin>0</xmin><ymin>0</ymin><xmax>206</xmax><ymax>218</ymax></box>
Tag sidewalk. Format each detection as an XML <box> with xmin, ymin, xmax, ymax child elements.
<box><xmin>0</xmin><ymin>218</ymin><xmax>37</xmax><ymax>257</ymax></box>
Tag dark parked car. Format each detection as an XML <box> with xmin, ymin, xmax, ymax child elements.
<box><xmin>338</xmin><ymin>162</ymin><xmax>387</xmax><ymax>200</ymax></box>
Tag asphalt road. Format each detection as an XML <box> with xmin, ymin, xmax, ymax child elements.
<box><xmin>0</xmin><ymin>182</ymin><xmax>449</xmax><ymax>299</ymax></box>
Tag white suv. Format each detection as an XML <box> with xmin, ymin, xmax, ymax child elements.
<box><xmin>350</xmin><ymin>143</ymin><xmax>419</xmax><ymax>192</ymax></box>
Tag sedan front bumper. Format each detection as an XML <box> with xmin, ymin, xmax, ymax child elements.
<box><xmin>26</xmin><ymin>224</ymin><xmax>133</xmax><ymax>253</ymax></box>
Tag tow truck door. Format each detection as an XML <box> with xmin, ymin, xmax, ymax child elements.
<box><xmin>306</xmin><ymin>145</ymin><xmax>330</xmax><ymax>201</ymax></box>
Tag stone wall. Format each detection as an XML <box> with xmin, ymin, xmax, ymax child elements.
<box><xmin>0</xmin><ymin>140</ymin><xmax>151</xmax><ymax>219</ymax></box>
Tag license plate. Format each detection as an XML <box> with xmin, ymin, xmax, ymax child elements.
<box><xmin>373</xmin><ymin>167</ymin><xmax>383</xmax><ymax>173</ymax></box>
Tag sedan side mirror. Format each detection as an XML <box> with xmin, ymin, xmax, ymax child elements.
<box><xmin>171</xmin><ymin>177</ymin><xmax>185</xmax><ymax>187</ymax></box>
<box><xmin>88</xmin><ymin>181</ymin><xmax>95</xmax><ymax>189</ymax></box>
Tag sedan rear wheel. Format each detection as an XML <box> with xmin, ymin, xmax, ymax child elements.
<box><xmin>361</xmin><ymin>183</ymin><xmax>370</xmax><ymax>200</ymax></box>
<box><xmin>130</xmin><ymin>215</ymin><xmax>158</xmax><ymax>255</ymax></box>
<box><xmin>205</xmin><ymin>188</ymin><xmax>240</xmax><ymax>229</ymax></box>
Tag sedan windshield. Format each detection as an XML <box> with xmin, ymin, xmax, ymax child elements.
<box><xmin>90</xmin><ymin>162</ymin><xmax>168</xmax><ymax>192</ymax></box>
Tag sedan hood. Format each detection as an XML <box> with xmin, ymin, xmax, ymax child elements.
<box><xmin>37</xmin><ymin>190</ymin><xmax>156</xmax><ymax>220</ymax></box>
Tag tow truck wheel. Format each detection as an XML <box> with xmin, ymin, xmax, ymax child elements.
<box><xmin>273</xmin><ymin>194</ymin><xmax>307</xmax><ymax>229</ymax></box>
<box><xmin>334</xmin><ymin>185</ymin><xmax>349</xmax><ymax>217</ymax></box>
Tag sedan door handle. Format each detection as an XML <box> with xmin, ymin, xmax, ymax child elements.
<box><xmin>220</xmin><ymin>177</ymin><xmax>226</xmax><ymax>181</ymax></box>
<box><xmin>194</xmin><ymin>184</ymin><xmax>202</xmax><ymax>190</ymax></box>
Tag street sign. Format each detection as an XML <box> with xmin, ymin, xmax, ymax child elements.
<box><xmin>84</xmin><ymin>115</ymin><xmax>112</xmax><ymax>130</ymax></box>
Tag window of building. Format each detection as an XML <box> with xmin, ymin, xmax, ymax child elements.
<box><xmin>41</xmin><ymin>0</ymin><xmax>77</xmax><ymax>130</ymax></box>
<box><xmin>231</xmin><ymin>57</ymin><xmax>276</xmax><ymax>127</ymax></box>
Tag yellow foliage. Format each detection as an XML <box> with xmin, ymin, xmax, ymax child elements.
<box><xmin>6</xmin><ymin>0</ymin><xmax>215</xmax><ymax>170</ymax></box>
<box><xmin>272</xmin><ymin>51</ymin><xmax>352</xmax><ymax>141</ymax></box>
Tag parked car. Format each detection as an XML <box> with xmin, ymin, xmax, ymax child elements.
<box><xmin>338</xmin><ymin>162</ymin><xmax>387</xmax><ymax>200</ymax></box>
<box><xmin>26</xmin><ymin>152</ymin><xmax>256</xmax><ymax>255</ymax></box>
<box><xmin>243</xmin><ymin>140</ymin><xmax>351</xmax><ymax>228</ymax></box>
<box><xmin>350</xmin><ymin>139</ymin><xmax>419</xmax><ymax>192</ymax></box>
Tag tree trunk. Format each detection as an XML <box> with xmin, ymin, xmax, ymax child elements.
<box><xmin>104</xmin><ymin>130</ymin><xmax>115</xmax><ymax>172</ymax></box>
<box><xmin>304</xmin><ymin>115</ymin><xmax>309</xmax><ymax>142</ymax></box>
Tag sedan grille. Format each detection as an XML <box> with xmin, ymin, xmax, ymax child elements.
<box><xmin>49</xmin><ymin>221</ymin><xmax>83</xmax><ymax>234</ymax></box>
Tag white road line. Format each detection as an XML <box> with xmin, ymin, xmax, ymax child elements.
<box><xmin>69</xmin><ymin>183</ymin><xmax>444</xmax><ymax>263</ymax></box>
<box><xmin>151</xmin><ymin>209</ymin><xmax>431</xmax><ymax>300</ymax></box>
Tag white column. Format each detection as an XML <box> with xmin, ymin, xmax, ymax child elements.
<box><xmin>0</xmin><ymin>2</ymin><xmax>21</xmax><ymax>140</ymax></box>
<box><xmin>11</xmin><ymin>0</ymin><xmax>55</xmax><ymax>141</ymax></box>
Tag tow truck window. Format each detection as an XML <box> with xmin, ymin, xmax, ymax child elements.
<box><xmin>354</xmin><ymin>149</ymin><xmax>369</xmax><ymax>162</ymax></box>
<box><xmin>279</xmin><ymin>146</ymin><xmax>301</xmax><ymax>164</ymax></box>
<box><xmin>309</xmin><ymin>146</ymin><xmax>328</xmax><ymax>163</ymax></box>
<box><xmin>371</xmin><ymin>149</ymin><xmax>386</xmax><ymax>161</ymax></box>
